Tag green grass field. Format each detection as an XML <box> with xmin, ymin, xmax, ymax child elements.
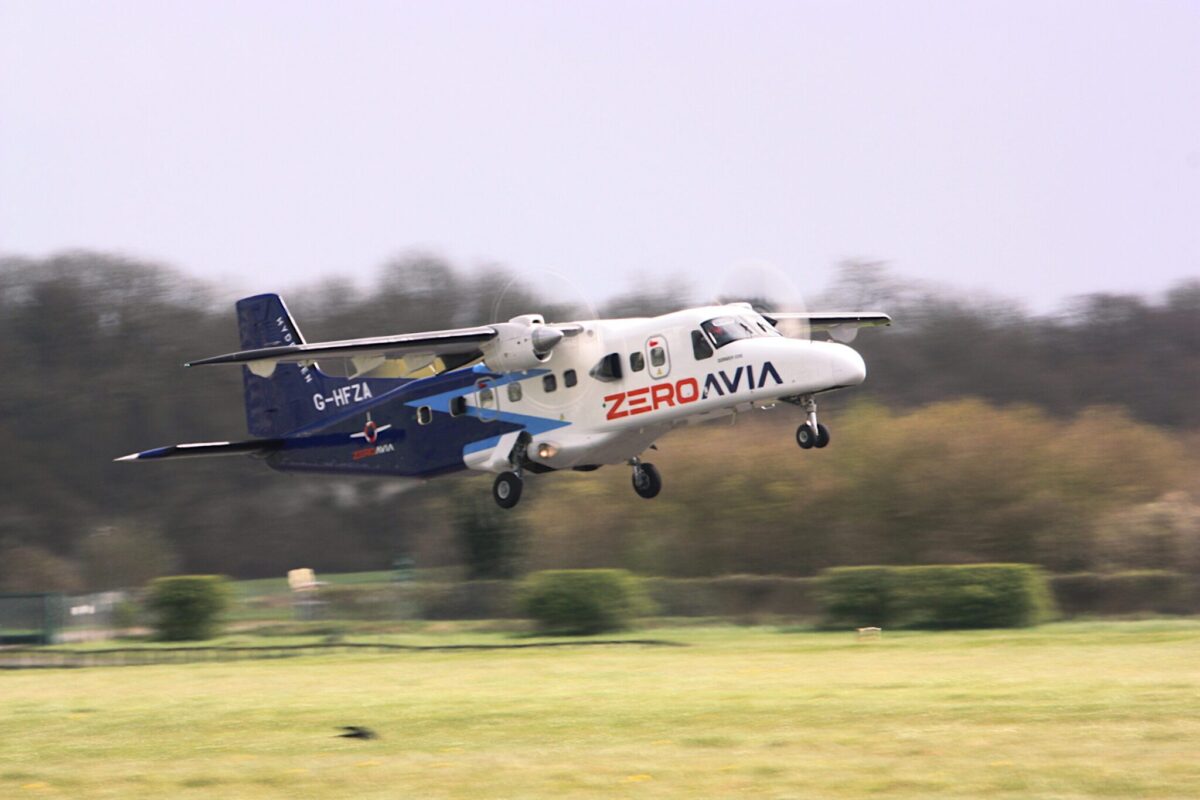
<box><xmin>3</xmin><ymin>621</ymin><xmax>1199</xmax><ymax>799</ymax></box>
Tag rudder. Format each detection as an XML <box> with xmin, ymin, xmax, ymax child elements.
<box><xmin>237</xmin><ymin>294</ymin><xmax>328</xmax><ymax>437</ymax></box>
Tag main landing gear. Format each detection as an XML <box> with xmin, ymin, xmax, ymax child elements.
<box><xmin>492</xmin><ymin>453</ymin><xmax>664</xmax><ymax>509</ymax></box>
<box><xmin>493</xmin><ymin>471</ymin><xmax>523</xmax><ymax>509</ymax></box>
<box><xmin>795</xmin><ymin>395</ymin><xmax>831</xmax><ymax>450</ymax></box>
<box><xmin>631</xmin><ymin>460</ymin><xmax>662</xmax><ymax>499</ymax></box>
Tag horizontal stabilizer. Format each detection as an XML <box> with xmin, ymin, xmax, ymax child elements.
<box><xmin>115</xmin><ymin>439</ymin><xmax>284</xmax><ymax>462</ymax></box>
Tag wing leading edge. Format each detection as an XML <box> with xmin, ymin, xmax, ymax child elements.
<box><xmin>186</xmin><ymin>326</ymin><xmax>498</xmax><ymax>368</ymax></box>
<box><xmin>764</xmin><ymin>311</ymin><xmax>892</xmax><ymax>330</ymax></box>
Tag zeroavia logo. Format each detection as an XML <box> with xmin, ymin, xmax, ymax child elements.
<box><xmin>353</xmin><ymin>443</ymin><xmax>395</xmax><ymax>461</ymax></box>
<box><xmin>351</xmin><ymin>416</ymin><xmax>395</xmax><ymax>459</ymax></box>
<box><xmin>604</xmin><ymin>362</ymin><xmax>782</xmax><ymax>420</ymax></box>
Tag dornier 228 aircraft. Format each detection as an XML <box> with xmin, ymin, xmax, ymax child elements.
<box><xmin>117</xmin><ymin>294</ymin><xmax>889</xmax><ymax>508</ymax></box>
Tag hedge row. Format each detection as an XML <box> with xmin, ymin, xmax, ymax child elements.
<box><xmin>1051</xmin><ymin>571</ymin><xmax>1200</xmax><ymax>616</ymax></box>
<box><xmin>311</xmin><ymin>570</ymin><xmax>1200</xmax><ymax>622</ymax></box>
<box><xmin>315</xmin><ymin>576</ymin><xmax>821</xmax><ymax>621</ymax></box>
<box><xmin>818</xmin><ymin>564</ymin><xmax>1055</xmax><ymax>629</ymax></box>
<box><xmin>519</xmin><ymin>570</ymin><xmax>653</xmax><ymax>634</ymax></box>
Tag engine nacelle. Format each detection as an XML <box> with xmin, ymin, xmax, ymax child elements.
<box><xmin>482</xmin><ymin>317</ymin><xmax>565</xmax><ymax>373</ymax></box>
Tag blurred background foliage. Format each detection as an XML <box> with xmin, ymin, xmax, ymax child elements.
<box><xmin>1</xmin><ymin>251</ymin><xmax>1197</xmax><ymax>589</ymax></box>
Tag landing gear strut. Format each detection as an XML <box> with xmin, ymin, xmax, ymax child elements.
<box><xmin>795</xmin><ymin>396</ymin><xmax>830</xmax><ymax>450</ymax></box>
<box><xmin>630</xmin><ymin>459</ymin><xmax>662</xmax><ymax>499</ymax></box>
<box><xmin>493</xmin><ymin>471</ymin><xmax>523</xmax><ymax>509</ymax></box>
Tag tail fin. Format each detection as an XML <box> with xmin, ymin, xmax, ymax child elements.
<box><xmin>238</xmin><ymin>294</ymin><xmax>330</xmax><ymax>437</ymax></box>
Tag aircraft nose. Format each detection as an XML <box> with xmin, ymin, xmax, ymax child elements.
<box><xmin>830</xmin><ymin>344</ymin><xmax>867</xmax><ymax>387</ymax></box>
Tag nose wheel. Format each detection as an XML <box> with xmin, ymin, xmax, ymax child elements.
<box><xmin>493</xmin><ymin>471</ymin><xmax>523</xmax><ymax>509</ymax></box>
<box><xmin>795</xmin><ymin>396</ymin><xmax>831</xmax><ymax>449</ymax></box>
<box><xmin>796</xmin><ymin>422</ymin><xmax>830</xmax><ymax>449</ymax></box>
<box><xmin>631</xmin><ymin>462</ymin><xmax>662</xmax><ymax>499</ymax></box>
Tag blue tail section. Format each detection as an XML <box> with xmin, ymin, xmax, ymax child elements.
<box><xmin>238</xmin><ymin>294</ymin><xmax>374</xmax><ymax>438</ymax></box>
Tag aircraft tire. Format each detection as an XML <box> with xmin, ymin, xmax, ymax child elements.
<box><xmin>493</xmin><ymin>471</ymin><xmax>523</xmax><ymax>509</ymax></box>
<box><xmin>814</xmin><ymin>423</ymin><xmax>831</xmax><ymax>448</ymax></box>
<box><xmin>796</xmin><ymin>423</ymin><xmax>816</xmax><ymax>449</ymax></box>
<box><xmin>632</xmin><ymin>463</ymin><xmax>662</xmax><ymax>499</ymax></box>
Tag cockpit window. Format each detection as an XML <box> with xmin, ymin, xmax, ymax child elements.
<box><xmin>702</xmin><ymin>316</ymin><xmax>759</xmax><ymax>348</ymax></box>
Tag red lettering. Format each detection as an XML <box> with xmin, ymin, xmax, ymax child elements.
<box><xmin>676</xmin><ymin>377</ymin><xmax>699</xmax><ymax>403</ymax></box>
<box><xmin>604</xmin><ymin>392</ymin><xmax>628</xmax><ymax>420</ymax></box>
<box><xmin>626</xmin><ymin>386</ymin><xmax>651</xmax><ymax>415</ymax></box>
<box><xmin>651</xmin><ymin>382</ymin><xmax>675</xmax><ymax>410</ymax></box>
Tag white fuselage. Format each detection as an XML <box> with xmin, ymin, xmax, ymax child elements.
<box><xmin>462</xmin><ymin>304</ymin><xmax>867</xmax><ymax>472</ymax></box>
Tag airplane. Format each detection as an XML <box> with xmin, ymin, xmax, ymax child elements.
<box><xmin>117</xmin><ymin>294</ymin><xmax>889</xmax><ymax>508</ymax></box>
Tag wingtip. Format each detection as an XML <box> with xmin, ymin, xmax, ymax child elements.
<box><xmin>114</xmin><ymin>453</ymin><xmax>140</xmax><ymax>462</ymax></box>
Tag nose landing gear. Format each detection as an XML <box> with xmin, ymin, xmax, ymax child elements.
<box><xmin>796</xmin><ymin>422</ymin><xmax>830</xmax><ymax>449</ymax></box>
<box><xmin>794</xmin><ymin>395</ymin><xmax>831</xmax><ymax>450</ymax></box>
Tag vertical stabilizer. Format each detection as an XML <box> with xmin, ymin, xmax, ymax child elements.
<box><xmin>237</xmin><ymin>294</ymin><xmax>328</xmax><ymax>437</ymax></box>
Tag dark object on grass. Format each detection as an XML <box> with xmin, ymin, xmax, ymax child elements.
<box><xmin>336</xmin><ymin>726</ymin><xmax>378</xmax><ymax>740</ymax></box>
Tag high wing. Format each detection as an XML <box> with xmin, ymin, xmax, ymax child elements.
<box><xmin>186</xmin><ymin>321</ymin><xmax>586</xmax><ymax>378</ymax></box>
<box><xmin>764</xmin><ymin>311</ymin><xmax>892</xmax><ymax>330</ymax></box>
<box><xmin>764</xmin><ymin>311</ymin><xmax>891</xmax><ymax>343</ymax></box>
<box><xmin>186</xmin><ymin>326</ymin><xmax>497</xmax><ymax>369</ymax></box>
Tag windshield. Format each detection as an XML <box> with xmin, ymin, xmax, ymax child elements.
<box><xmin>702</xmin><ymin>316</ymin><xmax>759</xmax><ymax>348</ymax></box>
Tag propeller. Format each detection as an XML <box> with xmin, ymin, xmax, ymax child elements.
<box><xmin>488</xmin><ymin>270</ymin><xmax>608</xmax><ymax>419</ymax></box>
<box><xmin>712</xmin><ymin>259</ymin><xmax>811</xmax><ymax>341</ymax></box>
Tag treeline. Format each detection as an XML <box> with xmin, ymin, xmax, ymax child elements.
<box><xmin>0</xmin><ymin>251</ymin><xmax>1197</xmax><ymax>589</ymax></box>
<box><xmin>818</xmin><ymin>260</ymin><xmax>1200</xmax><ymax>429</ymax></box>
<box><xmin>499</xmin><ymin>403</ymin><xmax>1198</xmax><ymax>577</ymax></box>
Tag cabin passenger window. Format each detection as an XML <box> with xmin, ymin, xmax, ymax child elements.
<box><xmin>564</xmin><ymin>369</ymin><xmax>577</xmax><ymax>388</ymax></box>
<box><xmin>629</xmin><ymin>352</ymin><xmax>645</xmax><ymax>372</ymax></box>
<box><xmin>650</xmin><ymin>346</ymin><xmax>666</xmax><ymax>367</ymax></box>
<box><xmin>476</xmin><ymin>385</ymin><xmax>498</xmax><ymax>422</ymax></box>
<box><xmin>417</xmin><ymin>406</ymin><xmax>433</xmax><ymax>425</ymax></box>
<box><xmin>692</xmin><ymin>330</ymin><xmax>714</xmax><ymax>360</ymax></box>
<box><xmin>543</xmin><ymin>374</ymin><xmax>558</xmax><ymax>393</ymax></box>
<box><xmin>449</xmin><ymin>396</ymin><xmax>467</xmax><ymax>416</ymax></box>
<box><xmin>507</xmin><ymin>382</ymin><xmax>522</xmax><ymax>402</ymax></box>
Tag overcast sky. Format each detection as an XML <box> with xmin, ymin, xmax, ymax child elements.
<box><xmin>1</xmin><ymin>1</ymin><xmax>1197</xmax><ymax>312</ymax></box>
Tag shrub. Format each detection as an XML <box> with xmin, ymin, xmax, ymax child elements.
<box><xmin>893</xmin><ymin>565</ymin><xmax>1054</xmax><ymax>628</ymax></box>
<box><xmin>146</xmin><ymin>576</ymin><xmax>230</xmax><ymax>641</ymax></box>
<box><xmin>818</xmin><ymin>567</ymin><xmax>898</xmax><ymax>628</ymax></box>
<box><xmin>818</xmin><ymin>564</ymin><xmax>1054</xmax><ymax>629</ymax></box>
<box><xmin>519</xmin><ymin>570</ymin><xmax>653</xmax><ymax>635</ymax></box>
